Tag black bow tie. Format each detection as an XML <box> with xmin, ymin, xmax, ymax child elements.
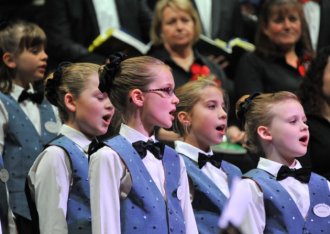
<box><xmin>87</xmin><ymin>138</ymin><xmax>105</xmax><ymax>156</ymax></box>
<box><xmin>132</xmin><ymin>140</ymin><xmax>164</xmax><ymax>160</ymax></box>
<box><xmin>276</xmin><ymin>166</ymin><xmax>311</xmax><ymax>183</ymax></box>
<box><xmin>198</xmin><ymin>153</ymin><xmax>223</xmax><ymax>169</ymax></box>
<box><xmin>18</xmin><ymin>90</ymin><xmax>43</xmax><ymax>104</ymax></box>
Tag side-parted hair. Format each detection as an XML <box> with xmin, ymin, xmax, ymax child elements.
<box><xmin>150</xmin><ymin>0</ymin><xmax>202</xmax><ymax>45</ymax></box>
<box><xmin>173</xmin><ymin>78</ymin><xmax>228</xmax><ymax>136</ymax></box>
<box><xmin>255</xmin><ymin>0</ymin><xmax>313</xmax><ymax>59</ymax></box>
<box><xmin>236</xmin><ymin>91</ymin><xmax>298</xmax><ymax>154</ymax></box>
<box><xmin>0</xmin><ymin>20</ymin><xmax>47</xmax><ymax>93</ymax></box>
<box><xmin>45</xmin><ymin>62</ymin><xmax>100</xmax><ymax>122</ymax></box>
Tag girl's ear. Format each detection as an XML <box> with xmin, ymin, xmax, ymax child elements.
<box><xmin>177</xmin><ymin>111</ymin><xmax>191</xmax><ymax>126</ymax></box>
<box><xmin>2</xmin><ymin>52</ymin><xmax>17</xmax><ymax>69</ymax></box>
<box><xmin>130</xmin><ymin>89</ymin><xmax>144</xmax><ymax>107</ymax></box>
<box><xmin>257</xmin><ymin>125</ymin><xmax>272</xmax><ymax>141</ymax></box>
<box><xmin>64</xmin><ymin>93</ymin><xmax>76</xmax><ymax>112</ymax></box>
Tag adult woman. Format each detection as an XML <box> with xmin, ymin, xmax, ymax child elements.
<box><xmin>298</xmin><ymin>46</ymin><xmax>330</xmax><ymax>180</ymax></box>
<box><xmin>228</xmin><ymin>0</ymin><xmax>314</xmax><ymax>144</ymax></box>
<box><xmin>234</xmin><ymin>0</ymin><xmax>313</xmax><ymax>98</ymax></box>
<box><xmin>147</xmin><ymin>0</ymin><xmax>233</xmax><ymax>95</ymax></box>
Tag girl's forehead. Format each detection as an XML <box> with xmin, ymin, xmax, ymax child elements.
<box><xmin>199</xmin><ymin>86</ymin><xmax>223</xmax><ymax>100</ymax></box>
<box><xmin>270</xmin><ymin>99</ymin><xmax>302</xmax><ymax>113</ymax></box>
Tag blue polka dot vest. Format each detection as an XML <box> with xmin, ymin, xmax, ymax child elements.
<box><xmin>245</xmin><ymin>169</ymin><xmax>330</xmax><ymax>233</ymax></box>
<box><xmin>0</xmin><ymin>93</ymin><xmax>57</xmax><ymax>219</ymax></box>
<box><xmin>105</xmin><ymin>135</ymin><xmax>186</xmax><ymax>234</ymax></box>
<box><xmin>182</xmin><ymin>155</ymin><xmax>241</xmax><ymax>234</ymax></box>
<box><xmin>50</xmin><ymin>136</ymin><xmax>91</xmax><ymax>234</ymax></box>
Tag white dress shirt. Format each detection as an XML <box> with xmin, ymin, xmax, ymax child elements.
<box><xmin>28</xmin><ymin>125</ymin><xmax>91</xmax><ymax>234</ymax></box>
<box><xmin>219</xmin><ymin>158</ymin><xmax>330</xmax><ymax>234</ymax></box>
<box><xmin>302</xmin><ymin>1</ymin><xmax>320</xmax><ymax>51</ymax></box>
<box><xmin>175</xmin><ymin>140</ymin><xmax>230</xmax><ymax>198</ymax></box>
<box><xmin>89</xmin><ymin>124</ymin><xmax>198</xmax><ymax>234</ymax></box>
<box><xmin>0</xmin><ymin>84</ymin><xmax>60</xmax><ymax>154</ymax></box>
<box><xmin>92</xmin><ymin>0</ymin><xmax>120</xmax><ymax>35</ymax></box>
<box><xmin>194</xmin><ymin>0</ymin><xmax>212</xmax><ymax>38</ymax></box>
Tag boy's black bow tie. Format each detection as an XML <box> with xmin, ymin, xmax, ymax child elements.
<box><xmin>276</xmin><ymin>165</ymin><xmax>311</xmax><ymax>183</ymax></box>
<box><xmin>132</xmin><ymin>140</ymin><xmax>164</xmax><ymax>160</ymax></box>
<box><xmin>18</xmin><ymin>90</ymin><xmax>44</xmax><ymax>104</ymax></box>
<box><xmin>87</xmin><ymin>138</ymin><xmax>105</xmax><ymax>156</ymax></box>
<box><xmin>198</xmin><ymin>153</ymin><xmax>223</xmax><ymax>169</ymax></box>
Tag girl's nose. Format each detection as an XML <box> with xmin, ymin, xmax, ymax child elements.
<box><xmin>218</xmin><ymin>108</ymin><xmax>227</xmax><ymax>120</ymax></box>
<box><xmin>301</xmin><ymin>121</ymin><xmax>309</xmax><ymax>131</ymax></box>
<box><xmin>172</xmin><ymin>93</ymin><xmax>180</xmax><ymax>104</ymax></box>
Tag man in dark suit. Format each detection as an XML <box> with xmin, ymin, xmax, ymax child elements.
<box><xmin>316</xmin><ymin>0</ymin><xmax>330</xmax><ymax>52</ymax></box>
<box><xmin>191</xmin><ymin>0</ymin><xmax>244</xmax><ymax>41</ymax></box>
<box><xmin>42</xmin><ymin>0</ymin><xmax>152</xmax><ymax>70</ymax></box>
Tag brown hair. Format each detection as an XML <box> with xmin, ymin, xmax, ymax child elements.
<box><xmin>255</xmin><ymin>0</ymin><xmax>313</xmax><ymax>59</ymax></box>
<box><xmin>0</xmin><ymin>20</ymin><xmax>47</xmax><ymax>93</ymax></box>
<box><xmin>298</xmin><ymin>46</ymin><xmax>330</xmax><ymax>116</ymax></box>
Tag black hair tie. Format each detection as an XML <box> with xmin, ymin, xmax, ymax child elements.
<box><xmin>236</xmin><ymin>92</ymin><xmax>260</xmax><ymax>127</ymax></box>
<box><xmin>45</xmin><ymin>62</ymin><xmax>71</xmax><ymax>106</ymax></box>
<box><xmin>99</xmin><ymin>52</ymin><xmax>127</xmax><ymax>93</ymax></box>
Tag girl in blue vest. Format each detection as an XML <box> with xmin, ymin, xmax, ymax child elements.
<box><xmin>0</xmin><ymin>20</ymin><xmax>61</xmax><ymax>233</ymax></box>
<box><xmin>89</xmin><ymin>54</ymin><xmax>198</xmax><ymax>234</ymax></box>
<box><xmin>0</xmin><ymin>155</ymin><xmax>17</xmax><ymax>234</ymax></box>
<box><xmin>220</xmin><ymin>91</ymin><xmax>330</xmax><ymax>234</ymax></box>
<box><xmin>27</xmin><ymin>62</ymin><xmax>114</xmax><ymax>234</ymax></box>
<box><xmin>172</xmin><ymin>79</ymin><xmax>242</xmax><ymax>234</ymax></box>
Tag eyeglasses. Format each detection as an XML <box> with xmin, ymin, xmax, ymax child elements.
<box><xmin>143</xmin><ymin>87</ymin><xmax>175</xmax><ymax>98</ymax></box>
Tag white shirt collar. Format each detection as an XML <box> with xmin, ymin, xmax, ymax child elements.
<box><xmin>258</xmin><ymin>157</ymin><xmax>303</xmax><ymax>178</ymax></box>
<box><xmin>119</xmin><ymin>123</ymin><xmax>156</xmax><ymax>144</ymax></box>
<box><xmin>174</xmin><ymin>140</ymin><xmax>213</xmax><ymax>163</ymax></box>
<box><xmin>60</xmin><ymin>124</ymin><xmax>92</xmax><ymax>153</ymax></box>
<box><xmin>11</xmin><ymin>83</ymin><xmax>34</xmax><ymax>101</ymax></box>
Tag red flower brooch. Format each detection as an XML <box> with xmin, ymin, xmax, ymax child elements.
<box><xmin>297</xmin><ymin>55</ymin><xmax>312</xmax><ymax>77</ymax></box>
<box><xmin>190</xmin><ymin>63</ymin><xmax>221</xmax><ymax>87</ymax></box>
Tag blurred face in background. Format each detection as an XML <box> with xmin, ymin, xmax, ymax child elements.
<box><xmin>263</xmin><ymin>4</ymin><xmax>302</xmax><ymax>51</ymax></box>
<box><xmin>161</xmin><ymin>6</ymin><xmax>195</xmax><ymax>50</ymax></box>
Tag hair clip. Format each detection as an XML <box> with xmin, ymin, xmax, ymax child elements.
<box><xmin>99</xmin><ymin>52</ymin><xmax>127</xmax><ymax>93</ymax></box>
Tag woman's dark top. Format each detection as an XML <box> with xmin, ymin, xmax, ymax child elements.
<box><xmin>234</xmin><ymin>52</ymin><xmax>303</xmax><ymax>99</ymax></box>
<box><xmin>147</xmin><ymin>45</ymin><xmax>234</xmax><ymax>94</ymax></box>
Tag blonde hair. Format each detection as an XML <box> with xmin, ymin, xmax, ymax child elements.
<box><xmin>173</xmin><ymin>79</ymin><xmax>226</xmax><ymax>136</ymax></box>
<box><xmin>45</xmin><ymin>62</ymin><xmax>100</xmax><ymax>122</ymax></box>
<box><xmin>150</xmin><ymin>0</ymin><xmax>202</xmax><ymax>45</ymax></box>
<box><xmin>236</xmin><ymin>91</ymin><xmax>299</xmax><ymax>154</ymax></box>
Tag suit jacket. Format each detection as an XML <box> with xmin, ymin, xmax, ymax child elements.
<box><xmin>42</xmin><ymin>0</ymin><xmax>152</xmax><ymax>69</ymax></box>
<box><xmin>191</xmin><ymin>0</ymin><xmax>243</xmax><ymax>41</ymax></box>
<box><xmin>317</xmin><ymin>0</ymin><xmax>330</xmax><ymax>51</ymax></box>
